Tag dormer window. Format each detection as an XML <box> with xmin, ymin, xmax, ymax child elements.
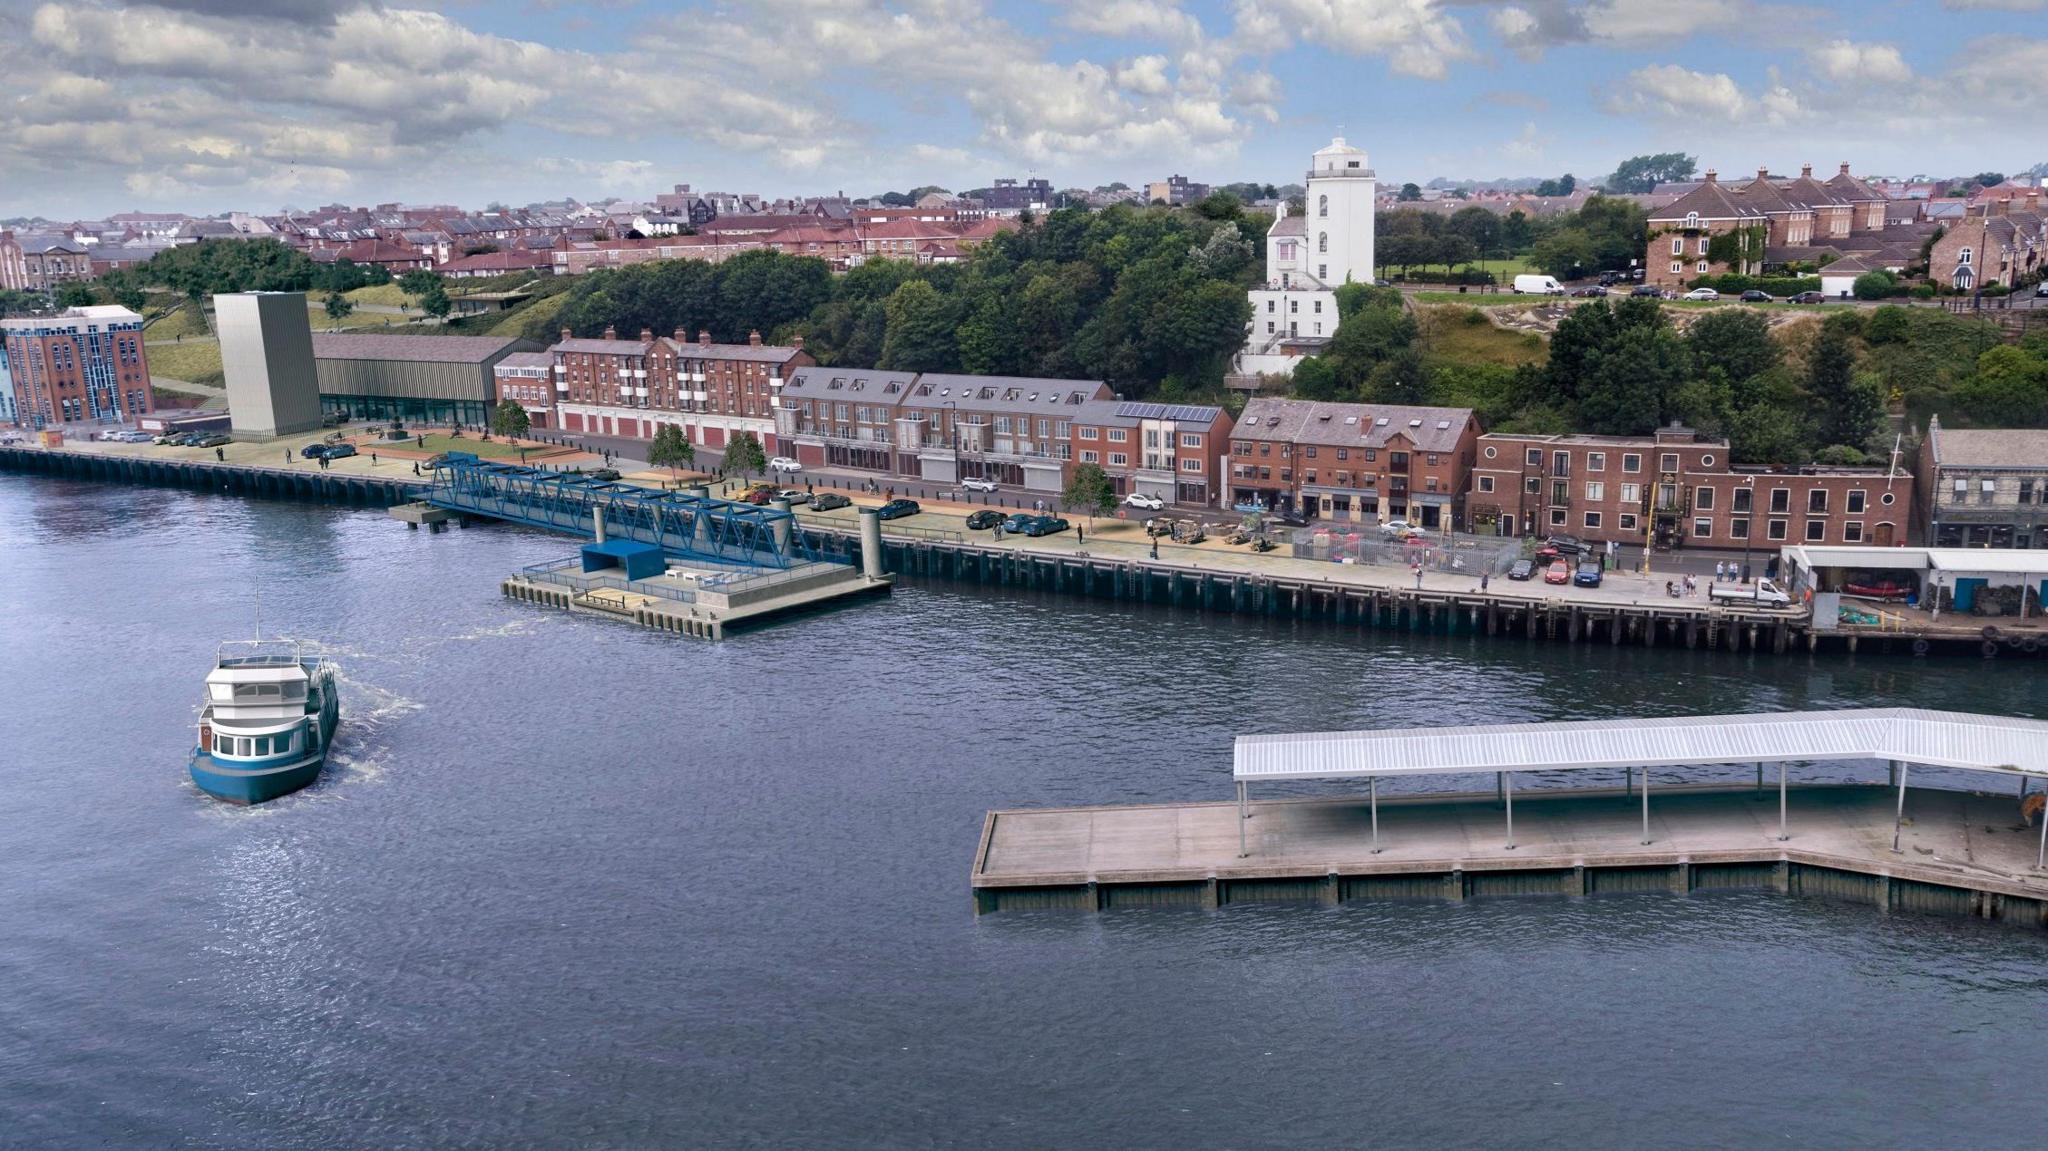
<box><xmin>1685</xmin><ymin>212</ymin><xmax>1700</xmax><ymax>229</ymax></box>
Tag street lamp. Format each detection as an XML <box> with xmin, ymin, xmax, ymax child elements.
<box><xmin>1741</xmin><ymin>475</ymin><xmax>1756</xmax><ymax>582</ymax></box>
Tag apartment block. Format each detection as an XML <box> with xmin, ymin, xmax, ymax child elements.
<box><xmin>1228</xmin><ymin>398</ymin><xmax>1479</xmax><ymax>529</ymax></box>
<box><xmin>0</xmin><ymin>305</ymin><xmax>152</xmax><ymax>429</ymax></box>
<box><xmin>1916</xmin><ymin>416</ymin><xmax>2048</xmax><ymax>547</ymax></box>
<box><xmin>549</xmin><ymin>327</ymin><xmax>814</xmax><ymax>451</ymax></box>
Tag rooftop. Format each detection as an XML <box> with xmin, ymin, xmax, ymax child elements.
<box><xmin>310</xmin><ymin>332</ymin><xmax>532</xmax><ymax>364</ymax></box>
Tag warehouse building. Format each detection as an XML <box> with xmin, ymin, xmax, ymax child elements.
<box><xmin>313</xmin><ymin>332</ymin><xmax>542</xmax><ymax>428</ymax></box>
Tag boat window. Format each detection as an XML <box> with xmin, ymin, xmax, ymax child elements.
<box><xmin>235</xmin><ymin>683</ymin><xmax>285</xmax><ymax>701</ymax></box>
<box><xmin>237</xmin><ymin>737</ymin><xmax>253</xmax><ymax>757</ymax></box>
<box><xmin>215</xmin><ymin>733</ymin><xmax>233</xmax><ymax>755</ymax></box>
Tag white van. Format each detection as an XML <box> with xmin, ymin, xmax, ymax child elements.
<box><xmin>1512</xmin><ymin>274</ymin><xmax>1566</xmax><ymax>296</ymax></box>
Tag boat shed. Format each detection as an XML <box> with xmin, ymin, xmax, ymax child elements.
<box><xmin>1781</xmin><ymin>545</ymin><xmax>2048</xmax><ymax>617</ymax></box>
<box><xmin>312</xmin><ymin>332</ymin><xmax>543</xmax><ymax>429</ymax></box>
<box><xmin>1231</xmin><ymin>708</ymin><xmax>2048</xmax><ymax>864</ymax></box>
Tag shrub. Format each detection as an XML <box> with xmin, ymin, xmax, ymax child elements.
<box><xmin>1910</xmin><ymin>284</ymin><xmax>1936</xmax><ymax>299</ymax></box>
<box><xmin>1852</xmin><ymin>271</ymin><xmax>1896</xmax><ymax>301</ymax></box>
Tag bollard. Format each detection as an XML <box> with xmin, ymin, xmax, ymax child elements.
<box><xmin>858</xmin><ymin>507</ymin><xmax>884</xmax><ymax>579</ymax></box>
<box><xmin>770</xmin><ymin>497</ymin><xmax>792</xmax><ymax>553</ymax></box>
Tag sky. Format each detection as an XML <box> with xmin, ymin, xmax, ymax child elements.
<box><xmin>0</xmin><ymin>0</ymin><xmax>2042</xmax><ymax>218</ymax></box>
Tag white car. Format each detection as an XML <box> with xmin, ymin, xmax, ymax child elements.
<box><xmin>1123</xmin><ymin>492</ymin><xmax>1165</xmax><ymax>511</ymax></box>
<box><xmin>1682</xmin><ymin>288</ymin><xmax>1720</xmax><ymax>300</ymax></box>
<box><xmin>960</xmin><ymin>477</ymin><xmax>999</xmax><ymax>492</ymax></box>
<box><xmin>767</xmin><ymin>456</ymin><xmax>801</xmax><ymax>473</ymax></box>
<box><xmin>1379</xmin><ymin>519</ymin><xmax>1414</xmax><ymax>535</ymax></box>
<box><xmin>117</xmin><ymin>430</ymin><xmax>154</xmax><ymax>442</ymax></box>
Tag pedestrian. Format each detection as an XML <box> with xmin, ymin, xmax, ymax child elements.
<box><xmin>412</xmin><ymin>462</ymin><xmax>420</xmax><ymax>477</ymax></box>
<box><xmin>1414</xmin><ymin>564</ymin><xmax>1424</xmax><ymax>590</ymax></box>
<box><xmin>283</xmin><ymin>449</ymin><xmax>290</xmax><ymax>465</ymax></box>
<box><xmin>371</xmin><ymin>452</ymin><xmax>377</xmax><ymax>466</ymax></box>
<box><xmin>993</xmin><ymin>524</ymin><xmax>1003</xmax><ymax>541</ymax></box>
<box><xmin>1150</xmin><ymin>538</ymin><xmax>1159</xmax><ymax>560</ymax></box>
<box><xmin>1715</xmin><ymin>560</ymin><xmax>1725</xmax><ymax>582</ymax></box>
<box><xmin>215</xmin><ymin>447</ymin><xmax>224</xmax><ymax>462</ymax></box>
<box><xmin>1480</xmin><ymin>570</ymin><xmax>1490</xmax><ymax>592</ymax></box>
<box><xmin>1076</xmin><ymin>525</ymin><xmax>1084</xmax><ymax>544</ymax></box>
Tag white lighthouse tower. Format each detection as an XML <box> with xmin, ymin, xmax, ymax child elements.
<box><xmin>1238</xmin><ymin>136</ymin><xmax>1378</xmax><ymax>378</ymax></box>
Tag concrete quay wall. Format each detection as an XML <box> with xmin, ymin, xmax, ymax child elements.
<box><xmin>0</xmin><ymin>445</ymin><xmax>425</xmax><ymax>509</ymax></box>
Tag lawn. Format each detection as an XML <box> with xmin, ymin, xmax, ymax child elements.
<box><xmin>338</xmin><ymin>283</ymin><xmax>411</xmax><ymax>308</ymax></box>
<box><xmin>144</xmin><ymin>339</ymin><xmax>224</xmax><ymax>387</ymax></box>
<box><xmin>403</xmin><ymin>433</ymin><xmax>541</xmax><ymax>460</ymax></box>
<box><xmin>306</xmin><ymin>304</ymin><xmax>426</xmax><ymax>331</ymax></box>
<box><xmin>143</xmin><ymin>301</ymin><xmax>210</xmax><ymax>341</ymax></box>
<box><xmin>485</xmin><ymin>292</ymin><xmax>563</xmax><ymax>338</ymax></box>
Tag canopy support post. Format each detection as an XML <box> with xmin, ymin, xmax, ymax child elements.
<box><xmin>1641</xmin><ymin>766</ymin><xmax>1651</xmax><ymax>845</ymax></box>
<box><xmin>1778</xmin><ymin>761</ymin><xmax>1788</xmax><ymax>841</ymax></box>
<box><xmin>1891</xmin><ymin>761</ymin><xmax>1909</xmax><ymax>854</ymax></box>
<box><xmin>1237</xmin><ymin>781</ymin><xmax>1248</xmax><ymax>859</ymax></box>
<box><xmin>2037</xmin><ymin>788</ymin><xmax>2046</xmax><ymax>871</ymax></box>
<box><xmin>1370</xmin><ymin>776</ymin><xmax>1380</xmax><ymax>854</ymax></box>
<box><xmin>1755</xmin><ymin>761</ymin><xmax>1763</xmax><ymax>796</ymax></box>
<box><xmin>1503</xmin><ymin>771</ymin><xmax>1515</xmax><ymax>851</ymax></box>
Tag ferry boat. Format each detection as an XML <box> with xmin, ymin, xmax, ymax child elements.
<box><xmin>189</xmin><ymin>640</ymin><xmax>340</xmax><ymax>804</ymax></box>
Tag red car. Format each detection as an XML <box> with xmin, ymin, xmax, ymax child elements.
<box><xmin>1543</xmin><ymin>560</ymin><xmax>1571</xmax><ymax>585</ymax></box>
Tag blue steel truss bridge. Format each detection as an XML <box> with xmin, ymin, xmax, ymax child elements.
<box><xmin>425</xmin><ymin>455</ymin><xmax>828</xmax><ymax>571</ymax></box>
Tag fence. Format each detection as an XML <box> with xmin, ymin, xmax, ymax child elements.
<box><xmin>1289</xmin><ymin>524</ymin><xmax>1523</xmax><ymax>576</ymax></box>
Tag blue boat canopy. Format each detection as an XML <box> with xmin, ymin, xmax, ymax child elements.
<box><xmin>581</xmin><ymin>538</ymin><xmax>667</xmax><ymax>581</ymax></box>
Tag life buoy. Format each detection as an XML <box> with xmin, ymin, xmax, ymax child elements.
<box><xmin>1911</xmin><ymin>638</ymin><xmax>1930</xmax><ymax>656</ymax></box>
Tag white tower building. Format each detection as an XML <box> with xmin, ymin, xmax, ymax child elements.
<box><xmin>1238</xmin><ymin>137</ymin><xmax>1378</xmax><ymax>379</ymax></box>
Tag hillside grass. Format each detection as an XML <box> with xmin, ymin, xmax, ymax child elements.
<box><xmin>486</xmin><ymin>291</ymin><xmax>566</xmax><ymax>338</ymax></box>
<box><xmin>144</xmin><ymin>339</ymin><xmax>224</xmax><ymax>387</ymax></box>
<box><xmin>143</xmin><ymin>301</ymin><xmax>211</xmax><ymax>341</ymax></box>
<box><xmin>337</xmin><ymin>282</ymin><xmax>411</xmax><ymax>307</ymax></box>
<box><xmin>1416</xmin><ymin>306</ymin><xmax>1547</xmax><ymax>366</ymax></box>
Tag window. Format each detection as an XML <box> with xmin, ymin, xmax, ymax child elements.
<box><xmin>1623</xmin><ymin>453</ymin><xmax>1641</xmax><ymax>473</ymax></box>
<box><xmin>1484</xmin><ymin>446</ymin><xmax>1497</xmax><ymax>460</ymax></box>
<box><xmin>1698</xmin><ymin>238</ymin><xmax>1710</xmax><ymax>256</ymax></box>
<box><xmin>1671</xmin><ymin>238</ymin><xmax>1683</xmax><ymax>256</ymax></box>
<box><xmin>1952</xmin><ymin>478</ymin><xmax>1968</xmax><ymax>497</ymax></box>
<box><xmin>1586</xmin><ymin>452</ymin><xmax>1605</xmax><ymax>472</ymax></box>
<box><xmin>1108</xmin><ymin>429</ymin><xmax>1127</xmax><ymax>442</ymax></box>
<box><xmin>1769</xmin><ymin>488</ymin><xmax>1790</xmax><ymax>513</ymax></box>
<box><xmin>1693</xmin><ymin>487</ymin><xmax>1713</xmax><ymax>511</ymax></box>
<box><xmin>1180</xmin><ymin>433</ymin><xmax>1202</xmax><ymax>448</ymax></box>
<box><xmin>1314</xmin><ymin>300</ymin><xmax>1323</xmax><ymax>314</ymax></box>
<box><xmin>1181</xmin><ymin>458</ymin><xmax>1201</xmax><ymax>472</ymax></box>
<box><xmin>2020</xmin><ymin>480</ymin><xmax>2035</xmax><ymax>505</ymax></box>
<box><xmin>1550</xmin><ymin>508</ymin><xmax>1567</xmax><ymax>526</ymax></box>
<box><xmin>1478</xmin><ymin>476</ymin><xmax>1495</xmax><ymax>493</ymax></box>
<box><xmin>1524</xmin><ymin>476</ymin><xmax>1541</xmax><ymax>494</ymax></box>
<box><xmin>1767</xmin><ymin>519</ymin><xmax>1788</xmax><ymax>541</ymax></box>
<box><xmin>1958</xmin><ymin>247</ymin><xmax>1972</xmax><ymax>266</ymax></box>
<box><xmin>1080</xmin><ymin>450</ymin><xmax>1098</xmax><ymax>463</ymax></box>
<box><xmin>1685</xmin><ymin>212</ymin><xmax>1700</xmax><ymax>228</ymax></box>
<box><xmin>1585</xmin><ymin>482</ymin><xmax>1604</xmax><ymax>501</ymax></box>
<box><xmin>1318</xmin><ymin>194</ymin><xmax>1328</xmax><ymax>218</ymax></box>
<box><xmin>1697</xmin><ymin>261</ymin><xmax>1710</xmax><ymax>274</ymax></box>
<box><xmin>1693</xmin><ymin>517</ymin><xmax>1712</xmax><ymax>539</ymax></box>
<box><xmin>1979</xmin><ymin>479</ymin><xmax>1997</xmax><ymax>504</ymax></box>
<box><xmin>1619</xmin><ymin>513</ymin><xmax>1637</xmax><ymax>531</ymax></box>
<box><xmin>1844</xmin><ymin>521</ymin><xmax>1863</xmax><ymax>542</ymax></box>
<box><xmin>1733</xmin><ymin>487</ymin><xmax>1753</xmax><ymax>512</ymax></box>
<box><xmin>1336</xmin><ymin>449</ymin><xmax>1348</xmax><ymax>460</ymax></box>
<box><xmin>1552</xmin><ymin>479</ymin><xmax>1569</xmax><ymax>504</ymax></box>
<box><xmin>1730</xmin><ymin>517</ymin><xmax>1749</xmax><ymax>539</ymax></box>
<box><xmin>1109</xmin><ymin>453</ymin><xmax>1128</xmax><ymax>467</ymax></box>
<box><xmin>1584</xmin><ymin>511</ymin><xmax>1602</xmax><ymax>529</ymax></box>
<box><xmin>1318</xmin><ymin>233</ymin><xmax>1328</xmax><ymax>253</ymax></box>
<box><xmin>1670</xmin><ymin>262</ymin><xmax>1683</xmax><ymax>274</ymax></box>
<box><xmin>1553</xmin><ymin>451</ymin><xmax>1570</xmax><ymax>475</ymax></box>
<box><xmin>1805</xmin><ymin>519</ymin><xmax>1826</xmax><ymax>542</ymax></box>
<box><xmin>1318</xmin><ymin>265</ymin><xmax>1326</xmax><ymax>280</ymax></box>
<box><xmin>1303</xmin><ymin>445</ymin><xmax>1318</xmax><ymax>458</ymax></box>
<box><xmin>1079</xmin><ymin>427</ymin><xmax>1100</xmax><ymax>441</ymax></box>
<box><xmin>1807</xmin><ymin>489</ymin><xmax>1828</xmax><ymax>514</ymax></box>
<box><xmin>1526</xmin><ymin>448</ymin><xmax>1542</xmax><ymax>466</ymax></box>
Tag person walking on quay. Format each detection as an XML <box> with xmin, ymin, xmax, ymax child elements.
<box><xmin>215</xmin><ymin>447</ymin><xmax>225</xmax><ymax>463</ymax></box>
<box><xmin>993</xmin><ymin>523</ymin><xmax>1004</xmax><ymax>542</ymax></box>
<box><xmin>370</xmin><ymin>452</ymin><xmax>377</xmax><ymax>466</ymax></box>
<box><xmin>1715</xmin><ymin>560</ymin><xmax>1725</xmax><ymax>582</ymax></box>
<box><xmin>1076</xmin><ymin>524</ymin><xmax>1084</xmax><ymax>545</ymax></box>
<box><xmin>283</xmin><ymin>449</ymin><xmax>290</xmax><ymax>466</ymax></box>
<box><xmin>1480</xmin><ymin>569</ymin><xmax>1490</xmax><ymax>593</ymax></box>
<box><xmin>1150</xmin><ymin>538</ymin><xmax>1159</xmax><ymax>560</ymax></box>
<box><xmin>412</xmin><ymin>462</ymin><xmax>420</xmax><ymax>477</ymax></box>
<box><xmin>1414</xmin><ymin>563</ymin><xmax>1424</xmax><ymax>590</ymax></box>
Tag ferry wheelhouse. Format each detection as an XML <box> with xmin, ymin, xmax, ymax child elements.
<box><xmin>189</xmin><ymin>640</ymin><xmax>340</xmax><ymax>804</ymax></box>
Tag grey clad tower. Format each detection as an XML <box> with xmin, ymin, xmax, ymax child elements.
<box><xmin>217</xmin><ymin>292</ymin><xmax>322</xmax><ymax>439</ymax></box>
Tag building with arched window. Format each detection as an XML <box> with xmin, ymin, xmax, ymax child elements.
<box><xmin>1238</xmin><ymin>137</ymin><xmax>1377</xmax><ymax>379</ymax></box>
<box><xmin>1928</xmin><ymin>192</ymin><xmax>2043</xmax><ymax>292</ymax></box>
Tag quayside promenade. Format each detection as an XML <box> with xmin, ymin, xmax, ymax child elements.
<box><xmin>973</xmin><ymin>709</ymin><xmax>2048</xmax><ymax>930</ymax></box>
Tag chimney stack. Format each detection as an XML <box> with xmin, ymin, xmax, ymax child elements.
<box><xmin>1839</xmin><ymin>162</ymin><xmax>1851</xmax><ymax>177</ymax></box>
<box><xmin>1703</xmin><ymin>169</ymin><xmax>1717</xmax><ymax>185</ymax></box>
<box><xmin>560</xmin><ymin>327</ymin><xmax>572</xmax><ymax>342</ymax></box>
<box><xmin>1757</xmin><ymin>166</ymin><xmax>1770</xmax><ymax>183</ymax></box>
<box><xmin>792</xmin><ymin>334</ymin><xmax>805</xmax><ymax>350</ymax></box>
<box><xmin>639</xmin><ymin>327</ymin><xmax>653</xmax><ymax>342</ymax></box>
<box><xmin>698</xmin><ymin>329</ymin><xmax>711</xmax><ymax>345</ymax></box>
<box><xmin>1800</xmin><ymin>164</ymin><xmax>1813</xmax><ymax>178</ymax></box>
<box><xmin>603</xmin><ymin>325</ymin><xmax>617</xmax><ymax>341</ymax></box>
<box><xmin>748</xmin><ymin>330</ymin><xmax>762</xmax><ymax>346</ymax></box>
<box><xmin>674</xmin><ymin>327</ymin><xmax>686</xmax><ymax>342</ymax></box>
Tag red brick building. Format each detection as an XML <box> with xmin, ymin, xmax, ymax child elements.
<box><xmin>1</xmin><ymin>305</ymin><xmax>153</xmax><ymax>429</ymax></box>
<box><xmin>549</xmin><ymin>327</ymin><xmax>814</xmax><ymax>451</ymax></box>
<box><xmin>1228</xmin><ymin>398</ymin><xmax>1480</xmax><ymax>528</ymax></box>
<box><xmin>491</xmin><ymin>351</ymin><xmax>556</xmax><ymax>429</ymax></box>
<box><xmin>1466</xmin><ymin>424</ymin><xmax>1912</xmax><ymax>547</ymax></box>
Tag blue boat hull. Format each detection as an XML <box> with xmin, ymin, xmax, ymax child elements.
<box><xmin>188</xmin><ymin>751</ymin><xmax>326</xmax><ymax>805</ymax></box>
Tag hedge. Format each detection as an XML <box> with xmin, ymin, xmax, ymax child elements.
<box><xmin>1687</xmin><ymin>273</ymin><xmax>1822</xmax><ymax>296</ymax></box>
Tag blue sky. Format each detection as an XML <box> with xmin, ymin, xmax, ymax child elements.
<box><xmin>0</xmin><ymin>0</ymin><xmax>2041</xmax><ymax>217</ymax></box>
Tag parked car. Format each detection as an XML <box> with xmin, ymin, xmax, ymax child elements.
<box><xmin>1630</xmin><ymin>284</ymin><xmax>1663</xmax><ymax>298</ymax></box>
<box><xmin>322</xmin><ymin>443</ymin><xmax>357</xmax><ymax>460</ymax></box>
<box><xmin>1507</xmin><ymin>558</ymin><xmax>1536</xmax><ymax>581</ymax></box>
<box><xmin>741</xmin><ymin>488</ymin><xmax>774</xmax><ymax>505</ymax></box>
<box><xmin>1123</xmin><ymin>492</ymin><xmax>1165</xmax><ymax>511</ymax></box>
<box><xmin>965</xmin><ymin>509</ymin><xmax>1005</xmax><ymax>530</ymax></box>
<box><xmin>810</xmin><ymin>492</ymin><xmax>852</xmax><ymax>511</ymax></box>
<box><xmin>1021</xmin><ymin>515</ymin><xmax>1071</xmax><ymax>537</ymax></box>
<box><xmin>300</xmin><ymin>443</ymin><xmax>331</xmax><ymax>458</ymax></box>
<box><xmin>191</xmin><ymin>433</ymin><xmax>232</xmax><ymax>448</ymax></box>
<box><xmin>1789</xmin><ymin>291</ymin><xmax>1826</xmax><ymax>304</ymax></box>
<box><xmin>1379</xmin><ymin>519</ymin><xmax>1414</xmax><ymax>535</ymax></box>
<box><xmin>960</xmin><ymin>477</ymin><xmax>999</xmax><ymax>493</ymax></box>
<box><xmin>875</xmin><ymin>498</ymin><xmax>920</xmax><ymax>520</ymax></box>
<box><xmin>583</xmin><ymin>467</ymin><xmax>622</xmax><ymax>481</ymax></box>
<box><xmin>1740</xmin><ymin>290</ymin><xmax>1775</xmax><ymax>303</ymax></box>
<box><xmin>1373</xmin><ymin>278</ymin><xmax>1392</xmax><ymax>288</ymax></box>
<box><xmin>117</xmin><ymin>430</ymin><xmax>154</xmax><ymax>442</ymax></box>
<box><xmin>1543</xmin><ymin>560</ymin><xmax>1571</xmax><ymax>585</ymax></box>
<box><xmin>1683</xmin><ymin>288</ymin><xmax>1720</xmax><ymax>300</ymax></box>
<box><xmin>775</xmin><ymin>488</ymin><xmax>810</xmax><ymax>506</ymax></box>
<box><xmin>1001</xmin><ymin>512</ymin><xmax>1037</xmax><ymax>534</ymax></box>
<box><xmin>1573</xmin><ymin>560</ymin><xmax>1603</xmax><ymax>587</ymax></box>
<box><xmin>2036</xmin><ymin>281</ymin><xmax>2048</xmax><ymax>298</ymax></box>
<box><xmin>1570</xmin><ymin>285</ymin><xmax>1608</xmax><ymax>298</ymax></box>
<box><xmin>768</xmin><ymin>456</ymin><xmax>801</xmax><ymax>473</ymax></box>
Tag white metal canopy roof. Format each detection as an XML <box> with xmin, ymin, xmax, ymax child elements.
<box><xmin>1233</xmin><ymin>709</ymin><xmax>2048</xmax><ymax>782</ymax></box>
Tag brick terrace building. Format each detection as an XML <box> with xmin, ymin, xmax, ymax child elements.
<box><xmin>1644</xmin><ymin>163</ymin><xmax>1901</xmax><ymax>289</ymax></box>
<box><xmin>550</xmin><ymin>327</ymin><xmax>814</xmax><ymax>452</ymax></box>
<box><xmin>1</xmin><ymin>305</ymin><xmax>152</xmax><ymax>429</ymax></box>
<box><xmin>0</xmin><ymin>233</ymin><xmax>97</xmax><ymax>292</ymax></box>
<box><xmin>1927</xmin><ymin>191</ymin><xmax>2044</xmax><ymax>291</ymax></box>
<box><xmin>491</xmin><ymin>351</ymin><xmax>556</xmax><ymax>428</ymax></box>
<box><xmin>1468</xmin><ymin>424</ymin><xmax>1911</xmax><ymax>548</ymax></box>
<box><xmin>1229</xmin><ymin>398</ymin><xmax>1479</xmax><ymax>529</ymax></box>
<box><xmin>773</xmin><ymin>368</ymin><xmax>1233</xmax><ymax>503</ymax></box>
<box><xmin>1915</xmin><ymin>416</ymin><xmax>2048</xmax><ymax>547</ymax></box>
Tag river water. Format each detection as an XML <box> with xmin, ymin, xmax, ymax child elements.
<box><xmin>3</xmin><ymin>474</ymin><xmax>2045</xmax><ymax>1149</ymax></box>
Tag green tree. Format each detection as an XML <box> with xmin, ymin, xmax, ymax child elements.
<box><xmin>1534</xmin><ymin>174</ymin><xmax>1577</xmax><ymax>197</ymax></box>
<box><xmin>489</xmin><ymin>400</ymin><xmax>530</xmax><ymax>438</ymax></box>
<box><xmin>956</xmin><ymin>292</ymin><xmax>1025</xmax><ymax>375</ymax></box>
<box><xmin>1398</xmin><ymin>183</ymin><xmax>1423</xmax><ymax>202</ymax></box>
<box><xmin>1290</xmin><ymin>356</ymin><xmax>1341</xmax><ymax>400</ymax></box>
<box><xmin>647</xmin><ymin>423</ymin><xmax>698</xmax><ymax>478</ymax></box>
<box><xmin>1529</xmin><ymin>228</ymin><xmax>1596</xmax><ymax>278</ymax></box>
<box><xmin>1954</xmin><ymin>345</ymin><xmax>2048</xmax><ymax>426</ymax></box>
<box><xmin>417</xmin><ymin>279</ymin><xmax>453</xmax><ymax>320</ymax></box>
<box><xmin>1852</xmin><ymin>271</ymin><xmax>1895</xmax><ymax>301</ymax></box>
<box><xmin>1809</xmin><ymin>319</ymin><xmax>1878</xmax><ymax>449</ymax></box>
<box><xmin>397</xmin><ymin>268</ymin><xmax>441</xmax><ymax>298</ymax></box>
<box><xmin>55</xmin><ymin>283</ymin><xmax>96</xmax><ymax>309</ymax></box>
<box><xmin>1685</xmin><ymin>308</ymin><xmax>1779</xmax><ymax>386</ymax></box>
<box><xmin>1579</xmin><ymin>325</ymin><xmax>1687</xmax><ymax>434</ymax></box>
<box><xmin>879</xmin><ymin>279</ymin><xmax>960</xmax><ymax>371</ymax></box>
<box><xmin>1604</xmin><ymin>153</ymin><xmax>1697</xmax><ymax>194</ymax></box>
<box><xmin>724</xmin><ymin>430</ymin><xmax>766</xmax><ymax>479</ymax></box>
<box><xmin>322</xmin><ymin>291</ymin><xmax>355</xmax><ymax>326</ymax></box>
<box><xmin>1446</xmin><ymin>205</ymin><xmax>1501</xmax><ymax>259</ymax></box>
<box><xmin>1061</xmin><ymin>462</ymin><xmax>1118</xmax><ymax>523</ymax></box>
<box><xmin>1501</xmin><ymin>210</ymin><xmax>1533</xmax><ymax>252</ymax></box>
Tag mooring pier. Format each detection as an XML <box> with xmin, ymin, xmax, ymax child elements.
<box><xmin>973</xmin><ymin>708</ymin><xmax>2048</xmax><ymax>929</ymax></box>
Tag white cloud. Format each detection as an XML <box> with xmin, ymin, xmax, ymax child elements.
<box><xmin>1231</xmin><ymin>0</ymin><xmax>1474</xmax><ymax>79</ymax></box>
<box><xmin>1116</xmin><ymin>54</ymin><xmax>1176</xmax><ymax>95</ymax></box>
<box><xmin>1060</xmin><ymin>0</ymin><xmax>1204</xmax><ymax>44</ymax></box>
<box><xmin>1807</xmin><ymin>40</ymin><xmax>1913</xmax><ymax>85</ymax></box>
<box><xmin>1604</xmin><ymin>64</ymin><xmax>1758</xmax><ymax>121</ymax></box>
<box><xmin>1942</xmin><ymin>0</ymin><xmax>2043</xmax><ymax>8</ymax></box>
